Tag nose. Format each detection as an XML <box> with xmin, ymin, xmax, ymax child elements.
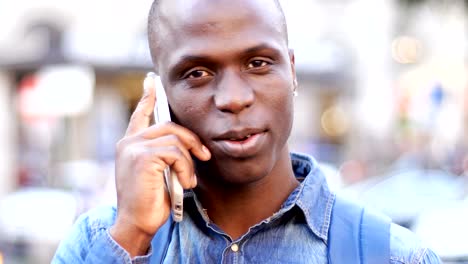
<box><xmin>214</xmin><ymin>71</ymin><xmax>255</xmax><ymax>114</ymax></box>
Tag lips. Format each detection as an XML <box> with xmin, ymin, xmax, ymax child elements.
<box><xmin>214</xmin><ymin>128</ymin><xmax>266</xmax><ymax>141</ymax></box>
<box><xmin>212</xmin><ymin>128</ymin><xmax>268</xmax><ymax>158</ymax></box>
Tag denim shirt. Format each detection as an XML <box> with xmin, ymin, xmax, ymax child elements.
<box><xmin>52</xmin><ymin>153</ymin><xmax>441</xmax><ymax>263</ymax></box>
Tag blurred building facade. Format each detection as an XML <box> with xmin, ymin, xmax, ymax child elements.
<box><xmin>0</xmin><ymin>0</ymin><xmax>466</xmax><ymax>195</ymax></box>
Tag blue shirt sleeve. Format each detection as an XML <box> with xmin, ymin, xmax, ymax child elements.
<box><xmin>389</xmin><ymin>223</ymin><xmax>442</xmax><ymax>264</ymax></box>
<box><xmin>51</xmin><ymin>206</ymin><xmax>153</xmax><ymax>264</ymax></box>
<box><xmin>421</xmin><ymin>248</ymin><xmax>443</xmax><ymax>264</ymax></box>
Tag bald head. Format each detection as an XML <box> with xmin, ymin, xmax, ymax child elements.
<box><xmin>147</xmin><ymin>0</ymin><xmax>289</xmax><ymax>68</ymax></box>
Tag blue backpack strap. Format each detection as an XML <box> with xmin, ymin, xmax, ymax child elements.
<box><xmin>150</xmin><ymin>217</ymin><xmax>174</xmax><ymax>264</ymax></box>
<box><xmin>328</xmin><ymin>196</ymin><xmax>362</xmax><ymax>263</ymax></box>
<box><xmin>360</xmin><ymin>206</ymin><xmax>391</xmax><ymax>263</ymax></box>
<box><xmin>328</xmin><ymin>195</ymin><xmax>391</xmax><ymax>264</ymax></box>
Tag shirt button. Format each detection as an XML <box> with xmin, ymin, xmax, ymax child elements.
<box><xmin>230</xmin><ymin>243</ymin><xmax>239</xmax><ymax>252</ymax></box>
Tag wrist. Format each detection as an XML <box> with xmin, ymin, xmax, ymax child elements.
<box><xmin>109</xmin><ymin>219</ymin><xmax>154</xmax><ymax>258</ymax></box>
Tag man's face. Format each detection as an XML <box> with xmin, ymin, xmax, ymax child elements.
<box><xmin>152</xmin><ymin>0</ymin><xmax>296</xmax><ymax>184</ymax></box>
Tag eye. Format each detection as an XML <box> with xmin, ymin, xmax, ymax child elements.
<box><xmin>247</xmin><ymin>60</ymin><xmax>270</xmax><ymax>69</ymax></box>
<box><xmin>185</xmin><ymin>69</ymin><xmax>211</xmax><ymax>79</ymax></box>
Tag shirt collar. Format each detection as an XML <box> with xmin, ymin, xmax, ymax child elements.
<box><xmin>184</xmin><ymin>152</ymin><xmax>335</xmax><ymax>243</ymax></box>
<box><xmin>289</xmin><ymin>152</ymin><xmax>335</xmax><ymax>243</ymax></box>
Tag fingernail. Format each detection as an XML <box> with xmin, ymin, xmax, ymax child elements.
<box><xmin>202</xmin><ymin>145</ymin><xmax>210</xmax><ymax>155</ymax></box>
<box><xmin>192</xmin><ymin>175</ymin><xmax>198</xmax><ymax>187</ymax></box>
<box><xmin>143</xmin><ymin>72</ymin><xmax>156</xmax><ymax>94</ymax></box>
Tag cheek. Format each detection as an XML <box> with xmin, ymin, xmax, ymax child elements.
<box><xmin>169</xmin><ymin>93</ymin><xmax>209</xmax><ymax>133</ymax></box>
<box><xmin>261</xmin><ymin>75</ymin><xmax>294</xmax><ymax>120</ymax></box>
<box><xmin>275</xmin><ymin>91</ymin><xmax>294</xmax><ymax>132</ymax></box>
<box><xmin>263</xmin><ymin>66</ymin><xmax>295</xmax><ymax>113</ymax></box>
<box><xmin>262</xmin><ymin>80</ymin><xmax>295</xmax><ymax>140</ymax></box>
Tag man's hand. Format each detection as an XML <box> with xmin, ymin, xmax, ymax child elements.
<box><xmin>109</xmin><ymin>75</ymin><xmax>211</xmax><ymax>257</ymax></box>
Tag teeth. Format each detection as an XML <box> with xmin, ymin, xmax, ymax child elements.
<box><xmin>229</xmin><ymin>134</ymin><xmax>252</xmax><ymax>141</ymax></box>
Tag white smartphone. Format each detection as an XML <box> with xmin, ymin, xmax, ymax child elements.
<box><xmin>148</xmin><ymin>72</ymin><xmax>184</xmax><ymax>222</ymax></box>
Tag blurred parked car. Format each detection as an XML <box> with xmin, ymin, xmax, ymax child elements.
<box><xmin>412</xmin><ymin>198</ymin><xmax>468</xmax><ymax>263</ymax></box>
<box><xmin>340</xmin><ymin>169</ymin><xmax>464</xmax><ymax>227</ymax></box>
<box><xmin>0</xmin><ymin>188</ymin><xmax>78</xmax><ymax>264</ymax></box>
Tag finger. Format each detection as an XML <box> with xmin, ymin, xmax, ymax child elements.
<box><xmin>125</xmin><ymin>73</ymin><xmax>157</xmax><ymax>136</ymax></box>
<box><xmin>139</xmin><ymin>134</ymin><xmax>195</xmax><ymax>173</ymax></box>
<box><xmin>147</xmin><ymin>146</ymin><xmax>196</xmax><ymax>189</ymax></box>
<box><xmin>139</xmin><ymin>122</ymin><xmax>211</xmax><ymax>161</ymax></box>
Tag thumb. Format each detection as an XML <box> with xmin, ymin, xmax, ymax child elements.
<box><xmin>125</xmin><ymin>72</ymin><xmax>156</xmax><ymax>136</ymax></box>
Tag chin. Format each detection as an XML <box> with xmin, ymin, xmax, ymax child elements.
<box><xmin>197</xmin><ymin>150</ymin><xmax>276</xmax><ymax>186</ymax></box>
<box><xmin>224</xmin><ymin>159</ymin><xmax>272</xmax><ymax>185</ymax></box>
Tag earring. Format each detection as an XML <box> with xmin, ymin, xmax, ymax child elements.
<box><xmin>293</xmin><ymin>79</ymin><xmax>298</xmax><ymax>96</ymax></box>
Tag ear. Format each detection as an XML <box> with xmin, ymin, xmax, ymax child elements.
<box><xmin>288</xmin><ymin>49</ymin><xmax>298</xmax><ymax>91</ymax></box>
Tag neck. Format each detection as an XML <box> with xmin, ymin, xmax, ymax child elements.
<box><xmin>194</xmin><ymin>148</ymin><xmax>299</xmax><ymax>240</ymax></box>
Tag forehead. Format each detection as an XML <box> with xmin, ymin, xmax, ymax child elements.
<box><xmin>157</xmin><ymin>0</ymin><xmax>283</xmax><ymax>35</ymax></box>
<box><xmin>154</xmin><ymin>0</ymin><xmax>287</xmax><ymax>71</ymax></box>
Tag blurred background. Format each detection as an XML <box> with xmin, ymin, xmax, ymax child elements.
<box><xmin>0</xmin><ymin>0</ymin><xmax>466</xmax><ymax>263</ymax></box>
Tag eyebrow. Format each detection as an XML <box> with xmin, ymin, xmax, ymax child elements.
<box><xmin>244</xmin><ymin>43</ymin><xmax>281</xmax><ymax>55</ymax></box>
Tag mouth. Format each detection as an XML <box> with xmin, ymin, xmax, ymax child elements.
<box><xmin>213</xmin><ymin>128</ymin><xmax>268</xmax><ymax>158</ymax></box>
<box><xmin>214</xmin><ymin>128</ymin><xmax>266</xmax><ymax>141</ymax></box>
<box><xmin>224</xmin><ymin>133</ymin><xmax>257</xmax><ymax>145</ymax></box>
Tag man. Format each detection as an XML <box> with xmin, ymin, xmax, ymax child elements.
<box><xmin>53</xmin><ymin>0</ymin><xmax>441</xmax><ymax>263</ymax></box>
